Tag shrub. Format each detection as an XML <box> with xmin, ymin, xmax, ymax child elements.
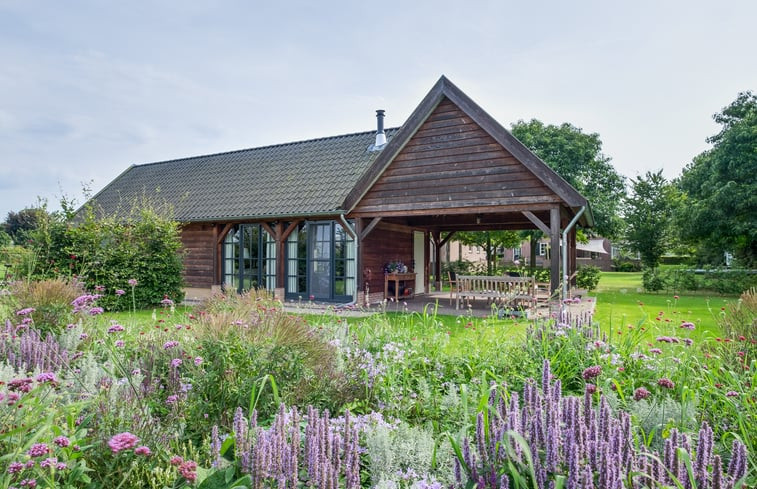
<box><xmin>23</xmin><ymin>203</ymin><xmax>186</xmax><ymax>310</ymax></box>
<box><xmin>186</xmin><ymin>291</ymin><xmax>352</xmax><ymax>436</ymax></box>
<box><xmin>2</xmin><ymin>278</ymin><xmax>85</xmax><ymax>331</ymax></box>
<box><xmin>613</xmin><ymin>259</ymin><xmax>641</xmax><ymax>272</ymax></box>
<box><xmin>575</xmin><ymin>265</ymin><xmax>601</xmax><ymax>291</ymax></box>
<box><xmin>642</xmin><ymin>267</ymin><xmax>666</xmax><ymax>292</ymax></box>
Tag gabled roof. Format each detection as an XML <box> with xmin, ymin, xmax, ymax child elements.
<box><xmin>343</xmin><ymin>76</ymin><xmax>594</xmax><ymax>227</ymax></box>
<box><xmin>88</xmin><ymin>128</ymin><xmax>398</xmax><ymax>222</ymax></box>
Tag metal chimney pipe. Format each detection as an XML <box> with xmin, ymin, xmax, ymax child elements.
<box><xmin>375</xmin><ymin>110</ymin><xmax>387</xmax><ymax>147</ymax></box>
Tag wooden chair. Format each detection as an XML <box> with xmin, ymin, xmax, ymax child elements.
<box><xmin>447</xmin><ymin>270</ymin><xmax>458</xmax><ymax>304</ymax></box>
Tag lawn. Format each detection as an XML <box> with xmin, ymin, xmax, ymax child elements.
<box><xmin>592</xmin><ymin>271</ymin><xmax>735</xmax><ymax>342</ymax></box>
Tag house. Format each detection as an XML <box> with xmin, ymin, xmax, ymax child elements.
<box><xmin>87</xmin><ymin>76</ymin><xmax>593</xmax><ymax>304</ymax></box>
<box><xmin>443</xmin><ymin>237</ymin><xmax>612</xmax><ymax>272</ymax></box>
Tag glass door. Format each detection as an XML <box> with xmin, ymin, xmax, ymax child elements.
<box><xmin>308</xmin><ymin>223</ymin><xmax>332</xmax><ymax>300</ymax></box>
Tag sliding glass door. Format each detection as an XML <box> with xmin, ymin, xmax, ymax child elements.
<box><xmin>286</xmin><ymin>220</ymin><xmax>355</xmax><ymax>302</ymax></box>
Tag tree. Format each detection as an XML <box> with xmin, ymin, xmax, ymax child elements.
<box><xmin>2</xmin><ymin>207</ymin><xmax>47</xmax><ymax>244</ymax></box>
<box><xmin>677</xmin><ymin>91</ymin><xmax>757</xmax><ymax>266</ymax></box>
<box><xmin>511</xmin><ymin>120</ymin><xmax>626</xmax><ymax>239</ymax></box>
<box><xmin>455</xmin><ymin>230</ymin><xmax>522</xmax><ymax>275</ymax></box>
<box><xmin>624</xmin><ymin>170</ymin><xmax>679</xmax><ymax>269</ymax></box>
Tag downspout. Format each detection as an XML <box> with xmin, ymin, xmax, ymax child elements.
<box><xmin>338</xmin><ymin>214</ymin><xmax>358</xmax><ymax>304</ymax></box>
<box><xmin>562</xmin><ymin>206</ymin><xmax>585</xmax><ymax>306</ymax></box>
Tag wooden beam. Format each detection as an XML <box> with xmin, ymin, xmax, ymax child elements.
<box><xmin>360</xmin><ymin>217</ymin><xmax>382</xmax><ymax>240</ymax></box>
<box><xmin>280</xmin><ymin>219</ymin><xmax>302</xmax><ymax>242</ymax></box>
<box><xmin>522</xmin><ymin>211</ymin><xmax>551</xmax><ymax>235</ymax></box>
<box><xmin>550</xmin><ymin>207</ymin><xmax>561</xmax><ymax>295</ymax></box>
<box><xmin>260</xmin><ymin>222</ymin><xmax>277</xmax><ymax>240</ymax></box>
<box><xmin>439</xmin><ymin>231</ymin><xmax>457</xmax><ymax>248</ymax></box>
<box><xmin>216</xmin><ymin>223</ymin><xmax>234</xmax><ymax>245</ymax></box>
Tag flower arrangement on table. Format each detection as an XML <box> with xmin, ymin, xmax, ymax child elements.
<box><xmin>383</xmin><ymin>261</ymin><xmax>408</xmax><ymax>274</ymax></box>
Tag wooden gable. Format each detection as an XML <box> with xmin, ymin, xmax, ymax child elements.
<box><xmin>350</xmin><ymin>97</ymin><xmax>561</xmax><ymax>216</ymax></box>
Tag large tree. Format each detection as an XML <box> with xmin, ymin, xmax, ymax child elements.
<box><xmin>624</xmin><ymin>170</ymin><xmax>679</xmax><ymax>269</ymax></box>
<box><xmin>677</xmin><ymin>91</ymin><xmax>757</xmax><ymax>266</ymax></box>
<box><xmin>2</xmin><ymin>207</ymin><xmax>48</xmax><ymax>245</ymax></box>
<box><xmin>511</xmin><ymin>120</ymin><xmax>626</xmax><ymax>239</ymax></box>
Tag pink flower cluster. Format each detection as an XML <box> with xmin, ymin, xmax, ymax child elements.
<box><xmin>582</xmin><ymin>365</ymin><xmax>601</xmax><ymax>380</ymax></box>
<box><xmin>657</xmin><ymin>378</ymin><xmax>675</xmax><ymax>389</ymax></box>
<box><xmin>27</xmin><ymin>443</ymin><xmax>50</xmax><ymax>457</ymax></box>
<box><xmin>634</xmin><ymin>387</ymin><xmax>651</xmax><ymax>400</ymax></box>
<box><xmin>170</xmin><ymin>456</ymin><xmax>198</xmax><ymax>482</ymax></box>
<box><xmin>108</xmin><ymin>432</ymin><xmax>139</xmax><ymax>454</ymax></box>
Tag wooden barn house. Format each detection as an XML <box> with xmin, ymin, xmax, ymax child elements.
<box><xmin>88</xmin><ymin>76</ymin><xmax>593</xmax><ymax>304</ymax></box>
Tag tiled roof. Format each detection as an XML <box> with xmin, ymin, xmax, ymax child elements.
<box><xmin>89</xmin><ymin>128</ymin><xmax>398</xmax><ymax>221</ymax></box>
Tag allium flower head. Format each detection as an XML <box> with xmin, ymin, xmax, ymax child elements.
<box><xmin>107</xmin><ymin>324</ymin><xmax>125</xmax><ymax>333</ymax></box>
<box><xmin>27</xmin><ymin>443</ymin><xmax>50</xmax><ymax>457</ymax></box>
<box><xmin>108</xmin><ymin>432</ymin><xmax>139</xmax><ymax>453</ymax></box>
<box><xmin>54</xmin><ymin>436</ymin><xmax>70</xmax><ymax>447</ymax></box>
<box><xmin>634</xmin><ymin>387</ymin><xmax>651</xmax><ymax>400</ymax></box>
<box><xmin>127</xmin><ymin>278</ymin><xmax>138</xmax><ymax>287</ymax></box>
<box><xmin>135</xmin><ymin>445</ymin><xmax>152</xmax><ymax>456</ymax></box>
<box><xmin>657</xmin><ymin>378</ymin><xmax>675</xmax><ymax>389</ymax></box>
<box><xmin>115</xmin><ymin>289</ymin><xmax>125</xmax><ymax>296</ymax></box>
<box><xmin>171</xmin><ymin>358</ymin><xmax>182</xmax><ymax>368</ymax></box>
<box><xmin>582</xmin><ymin>365</ymin><xmax>601</xmax><ymax>380</ymax></box>
<box><xmin>36</xmin><ymin>372</ymin><xmax>57</xmax><ymax>383</ymax></box>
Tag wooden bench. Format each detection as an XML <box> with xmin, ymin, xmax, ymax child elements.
<box><xmin>455</xmin><ymin>275</ymin><xmax>536</xmax><ymax>311</ymax></box>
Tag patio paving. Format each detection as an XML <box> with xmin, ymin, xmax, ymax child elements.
<box><xmin>282</xmin><ymin>290</ymin><xmax>596</xmax><ymax>320</ymax></box>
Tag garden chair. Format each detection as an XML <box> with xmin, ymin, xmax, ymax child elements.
<box><xmin>447</xmin><ymin>270</ymin><xmax>458</xmax><ymax>305</ymax></box>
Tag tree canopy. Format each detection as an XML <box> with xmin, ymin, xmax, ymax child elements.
<box><xmin>676</xmin><ymin>91</ymin><xmax>757</xmax><ymax>266</ymax></box>
<box><xmin>624</xmin><ymin>170</ymin><xmax>679</xmax><ymax>269</ymax></box>
<box><xmin>511</xmin><ymin>120</ymin><xmax>626</xmax><ymax>239</ymax></box>
<box><xmin>455</xmin><ymin>230</ymin><xmax>521</xmax><ymax>275</ymax></box>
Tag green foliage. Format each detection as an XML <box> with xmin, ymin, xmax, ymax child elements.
<box><xmin>186</xmin><ymin>291</ymin><xmax>350</xmax><ymax>437</ymax></box>
<box><xmin>677</xmin><ymin>91</ymin><xmax>757</xmax><ymax>267</ymax></box>
<box><xmin>511</xmin><ymin>119</ymin><xmax>626</xmax><ymax>239</ymax></box>
<box><xmin>642</xmin><ymin>267</ymin><xmax>667</xmax><ymax>292</ymax></box>
<box><xmin>660</xmin><ymin>267</ymin><xmax>757</xmax><ymax>295</ymax></box>
<box><xmin>0</xmin><ymin>230</ymin><xmax>11</xmax><ymax>247</ymax></box>
<box><xmin>2</xmin><ymin>206</ymin><xmax>48</xmax><ymax>244</ymax></box>
<box><xmin>624</xmin><ymin>170</ymin><xmax>680</xmax><ymax>269</ymax></box>
<box><xmin>575</xmin><ymin>265</ymin><xmax>601</xmax><ymax>291</ymax></box>
<box><xmin>21</xmin><ymin>202</ymin><xmax>185</xmax><ymax>310</ymax></box>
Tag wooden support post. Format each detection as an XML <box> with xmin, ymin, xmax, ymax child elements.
<box><xmin>550</xmin><ymin>207</ymin><xmax>561</xmax><ymax>295</ymax></box>
<box><xmin>432</xmin><ymin>231</ymin><xmax>442</xmax><ymax>291</ymax></box>
<box><xmin>355</xmin><ymin>218</ymin><xmax>364</xmax><ymax>295</ymax></box>
<box><xmin>275</xmin><ymin>222</ymin><xmax>286</xmax><ymax>292</ymax></box>
<box><xmin>212</xmin><ymin>224</ymin><xmax>220</xmax><ymax>286</ymax></box>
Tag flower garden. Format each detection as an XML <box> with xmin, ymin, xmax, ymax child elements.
<box><xmin>0</xmin><ymin>277</ymin><xmax>754</xmax><ymax>488</ymax></box>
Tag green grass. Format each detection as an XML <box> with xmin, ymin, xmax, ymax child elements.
<box><xmin>592</xmin><ymin>272</ymin><xmax>736</xmax><ymax>342</ymax></box>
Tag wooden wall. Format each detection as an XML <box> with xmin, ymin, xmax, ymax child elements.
<box><xmin>351</xmin><ymin>98</ymin><xmax>561</xmax><ymax>216</ymax></box>
<box><xmin>360</xmin><ymin>222</ymin><xmax>413</xmax><ymax>295</ymax></box>
<box><xmin>181</xmin><ymin>223</ymin><xmax>215</xmax><ymax>288</ymax></box>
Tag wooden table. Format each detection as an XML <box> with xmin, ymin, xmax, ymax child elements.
<box><xmin>384</xmin><ymin>272</ymin><xmax>416</xmax><ymax>301</ymax></box>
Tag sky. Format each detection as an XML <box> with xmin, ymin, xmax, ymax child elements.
<box><xmin>1</xmin><ymin>0</ymin><xmax>755</xmax><ymax>219</ymax></box>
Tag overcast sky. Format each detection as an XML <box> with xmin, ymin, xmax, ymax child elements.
<box><xmin>1</xmin><ymin>0</ymin><xmax>755</xmax><ymax>218</ymax></box>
